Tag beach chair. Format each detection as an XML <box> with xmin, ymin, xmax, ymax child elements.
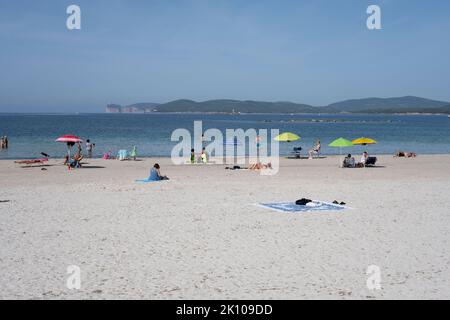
<box><xmin>311</xmin><ymin>146</ymin><xmax>321</xmax><ymax>158</ymax></box>
<box><xmin>365</xmin><ymin>157</ymin><xmax>377</xmax><ymax>167</ymax></box>
<box><xmin>290</xmin><ymin>147</ymin><xmax>302</xmax><ymax>159</ymax></box>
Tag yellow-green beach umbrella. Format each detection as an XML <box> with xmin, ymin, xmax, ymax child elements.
<box><xmin>274</xmin><ymin>132</ymin><xmax>300</xmax><ymax>142</ymax></box>
<box><xmin>329</xmin><ymin>137</ymin><xmax>353</xmax><ymax>155</ymax></box>
<box><xmin>352</xmin><ymin>137</ymin><xmax>377</xmax><ymax>146</ymax></box>
<box><xmin>329</xmin><ymin>138</ymin><xmax>353</xmax><ymax>148</ymax></box>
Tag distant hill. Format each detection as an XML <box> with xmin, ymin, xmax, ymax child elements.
<box><xmin>106</xmin><ymin>96</ymin><xmax>450</xmax><ymax>114</ymax></box>
<box><xmin>153</xmin><ymin>99</ymin><xmax>317</xmax><ymax>113</ymax></box>
<box><xmin>327</xmin><ymin>96</ymin><xmax>449</xmax><ymax>112</ymax></box>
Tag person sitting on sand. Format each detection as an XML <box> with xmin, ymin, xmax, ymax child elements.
<box><xmin>395</xmin><ymin>150</ymin><xmax>417</xmax><ymax>158</ymax></box>
<box><xmin>343</xmin><ymin>154</ymin><xmax>356</xmax><ymax>168</ymax></box>
<box><xmin>249</xmin><ymin>162</ymin><xmax>272</xmax><ymax>170</ymax></box>
<box><xmin>308</xmin><ymin>140</ymin><xmax>321</xmax><ymax>159</ymax></box>
<box><xmin>64</xmin><ymin>152</ymin><xmax>83</xmax><ymax>168</ymax></box>
<box><xmin>360</xmin><ymin>151</ymin><xmax>369</xmax><ymax>166</ymax></box>
<box><xmin>149</xmin><ymin>163</ymin><xmax>169</xmax><ymax>181</ymax></box>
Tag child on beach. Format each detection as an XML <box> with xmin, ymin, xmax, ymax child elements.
<box><xmin>190</xmin><ymin>149</ymin><xmax>195</xmax><ymax>164</ymax></box>
<box><xmin>198</xmin><ymin>147</ymin><xmax>208</xmax><ymax>164</ymax></box>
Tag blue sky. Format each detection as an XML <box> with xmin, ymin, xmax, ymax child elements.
<box><xmin>0</xmin><ymin>0</ymin><xmax>449</xmax><ymax>112</ymax></box>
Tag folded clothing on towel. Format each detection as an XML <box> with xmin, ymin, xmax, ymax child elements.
<box><xmin>295</xmin><ymin>198</ymin><xmax>312</xmax><ymax>205</ymax></box>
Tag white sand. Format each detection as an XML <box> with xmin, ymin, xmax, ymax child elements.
<box><xmin>0</xmin><ymin>155</ymin><xmax>449</xmax><ymax>299</ymax></box>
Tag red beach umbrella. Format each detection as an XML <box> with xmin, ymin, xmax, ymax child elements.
<box><xmin>56</xmin><ymin>135</ymin><xmax>83</xmax><ymax>158</ymax></box>
<box><xmin>55</xmin><ymin>135</ymin><xmax>83</xmax><ymax>143</ymax></box>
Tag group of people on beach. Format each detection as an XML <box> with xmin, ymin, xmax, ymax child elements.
<box><xmin>63</xmin><ymin>139</ymin><xmax>95</xmax><ymax>168</ymax></box>
<box><xmin>190</xmin><ymin>148</ymin><xmax>208</xmax><ymax>164</ymax></box>
<box><xmin>342</xmin><ymin>151</ymin><xmax>378</xmax><ymax>168</ymax></box>
<box><xmin>1</xmin><ymin>136</ymin><xmax>8</xmax><ymax>149</ymax></box>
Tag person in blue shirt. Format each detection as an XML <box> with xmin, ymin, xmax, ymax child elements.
<box><xmin>149</xmin><ymin>163</ymin><xmax>169</xmax><ymax>181</ymax></box>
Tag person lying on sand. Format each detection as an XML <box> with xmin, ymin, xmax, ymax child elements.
<box><xmin>249</xmin><ymin>162</ymin><xmax>272</xmax><ymax>170</ymax></box>
<box><xmin>394</xmin><ymin>150</ymin><xmax>417</xmax><ymax>158</ymax></box>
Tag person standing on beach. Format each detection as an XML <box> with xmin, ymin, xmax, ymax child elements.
<box><xmin>190</xmin><ymin>148</ymin><xmax>195</xmax><ymax>164</ymax></box>
<box><xmin>4</xmin><ymin>136</ymin><xmax>7</xmax><ymax>149</ymax></box>
<box><xmin>75</xmin><ymin>142</ymin><xmax>82</xmax><ymax>159</ymax></box>
<box><xmin>86</xmin><ymin>139</ymin><xmax>94</xmax><ymax>158</ymax></box>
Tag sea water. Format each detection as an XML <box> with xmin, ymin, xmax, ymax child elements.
<box><xmin>0</xmin><ymin>113</ymin><xmax>449</xmax><ymax>159</ymax></box>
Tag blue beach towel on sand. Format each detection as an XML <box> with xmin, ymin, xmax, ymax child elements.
<box><xmin>258</xmin><ymin>201</ymin><xmax>347</xmax><ymax>213</ymax></box>
<box><xmin>135</xmin><ymin>168</ymin><xmax>160</xmax><ymax>183</ymax></box>
<box><xmin>135</xmin><ymin>179</ymin><xmax>158</xmax><ymax>183</ymax></box>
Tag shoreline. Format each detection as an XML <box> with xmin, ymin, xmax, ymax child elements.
<box><xmin>2</xmin><ymin>153</ymin><xmax>450</xmax><ymax>161</ymax></box>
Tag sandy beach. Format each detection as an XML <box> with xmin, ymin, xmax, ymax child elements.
<box><xmin>0</xmin><ymin>155</ymin><xmax>449</xmax><ymax>300</ymax></box>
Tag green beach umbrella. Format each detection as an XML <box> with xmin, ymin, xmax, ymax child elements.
<box><xmin>328</xmin><ymin>137</ymin><xmax>353</xmax><ymax>155</ymax></box>
<box><xmin>329</xmin><ymin>138</ymin><xmax>353</xmax><ymax>148</ymax></box>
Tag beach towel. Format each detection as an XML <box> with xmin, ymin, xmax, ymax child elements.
<box><xmin>135</xmin><ymin>168</ymin><xmax>169</xmax><ymax>183</ymax></box>
<box><xmin>135</xmin><ymin>178</ymin><xmax>170</xmax><ymax>183</ymax></box>
<box><xmin>258</xmin><ymin>201</ymin><xmax>347</xmax><ymax>213</ymax></box>
<box><xmin>135</xmin><ymin>178</ymin><xmax>159</xmax><ymax>183</ymax></box>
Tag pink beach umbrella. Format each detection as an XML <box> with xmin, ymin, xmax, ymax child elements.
<box><xmin>55</xmin><ymin>135</ymin><xmax>83</xmax><ymax>158</ymax></box>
